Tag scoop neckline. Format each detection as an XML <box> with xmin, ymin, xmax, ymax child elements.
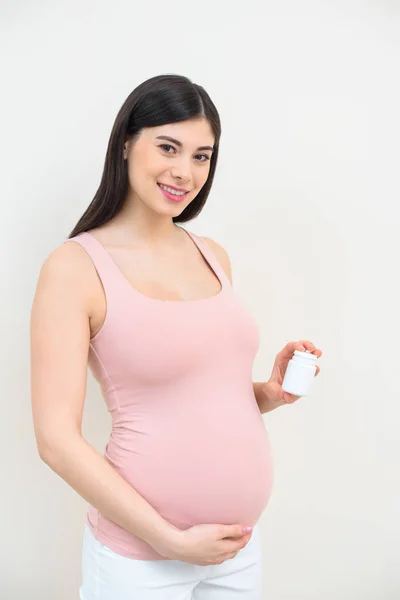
<box><xmin>82</xmin><ymin>227</ymin><xmax>227</xmax><ymax>305</ymax></box>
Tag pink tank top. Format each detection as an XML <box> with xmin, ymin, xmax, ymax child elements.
<box><xmin>65</xmin><ymin>227</ymin><xmax>274</xmax><ymax>559</ymax></box>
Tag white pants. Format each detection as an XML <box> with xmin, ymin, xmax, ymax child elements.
<box><xmin>79</xmin><ymin>523</ymin><xmax>263</xmax><ymax>599</ymax></box>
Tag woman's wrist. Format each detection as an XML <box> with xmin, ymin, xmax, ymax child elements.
<box><xmin>144</xmin><ymin>518</ymin><xmax>184</xmax><ymax>558</ymax></box>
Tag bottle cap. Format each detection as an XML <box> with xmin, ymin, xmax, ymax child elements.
<box><xmin>293</xmin><ymin>350</ymin><xmax>317</xmax><ymax>361</ymax></box>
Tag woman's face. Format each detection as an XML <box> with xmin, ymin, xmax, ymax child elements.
<box><xmin>123</xmin><ymin>117</ymin><xmax>215</xmax><ymax>215</ymax></box>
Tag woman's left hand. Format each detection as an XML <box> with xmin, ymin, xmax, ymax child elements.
<box><xmin>265</xmin><ymin>340</ymin><xmax>323</xmax><ymax>405</ymax></box>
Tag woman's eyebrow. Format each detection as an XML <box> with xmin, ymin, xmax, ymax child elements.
<box><xmin>155</xmin><ymin>135</ymin><xmax>214</xmax><ymax>152</ymax></box>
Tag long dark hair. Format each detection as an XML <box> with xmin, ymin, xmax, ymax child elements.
<box><xmin>68</xmin><ymin>74</ymin><xmax>221</xmax><ymax>239</ymax></box>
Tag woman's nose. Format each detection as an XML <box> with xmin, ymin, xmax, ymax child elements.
<box><xmin>171</xmin><ymin>158</ymin><xmax>192</xmax><ymax>182</ymax></box>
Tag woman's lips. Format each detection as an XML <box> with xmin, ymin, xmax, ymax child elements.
<box><xmin>157</xmin><ymin>183</ymin><xmax>189</xmax><ymax>203</ymax></box>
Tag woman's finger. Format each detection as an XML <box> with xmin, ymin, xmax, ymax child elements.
<box><xmin>297</xmin><ymin>340</ymin><xmax>323</xmax><ymax>358</ymax></box>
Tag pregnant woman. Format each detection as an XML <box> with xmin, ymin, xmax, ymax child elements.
<box><xmin>30</xmin><ymin>73</ymin><xmax>322</xmax><ymax>599</ymax></box>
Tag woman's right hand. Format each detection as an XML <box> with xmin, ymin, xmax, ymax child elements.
<box><xmin>155</xmin><ymin>523</ymin><xmax>254</xmax><ymax>566</ymax></box>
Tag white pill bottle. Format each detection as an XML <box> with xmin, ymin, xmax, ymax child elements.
<box><xmin>281</xmin><ymin>350</ymin><xmax>318</xmax><ymax>397</ymax></box>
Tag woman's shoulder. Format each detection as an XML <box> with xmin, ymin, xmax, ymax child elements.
<box><xmin>36</xmin><ymin>237</ymin><xmax>100</xmax><ymax>313</ymax></box>
<box><xmin>43</xmin><ymin>234</ymin><xmax>93</xmax><ymax>277</ymax></box>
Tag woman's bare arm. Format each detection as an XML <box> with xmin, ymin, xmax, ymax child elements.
<box><xmin>30</xmin><ymin>242</ymin><xmax>180</xmax><ymax>555</ymax></box>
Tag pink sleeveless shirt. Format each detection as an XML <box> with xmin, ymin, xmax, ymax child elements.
<box><xmin>65</xmin><ymin>227</ymin><xmax>274</xmax><ymax>560</ymax></box>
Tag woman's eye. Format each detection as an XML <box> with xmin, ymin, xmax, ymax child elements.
<box><xmin>159</xmin><ymin>145</ymin><xmax>210</xmax><ymax>162</ymax></box>
<box><xmin>160</xmin><ymin>144</ymin><xmax>175</xmax><ymax>153</ymax></box>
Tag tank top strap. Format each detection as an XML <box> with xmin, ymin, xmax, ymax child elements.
<box><xmin>63</xmin><ymin>231</ymin><xmax>125</xmax><ymax>307</ymax></box>
<box><xmin>183</xmin><ymin>229</ymin><xmax>232</xmax><ymax>290</ymax></box>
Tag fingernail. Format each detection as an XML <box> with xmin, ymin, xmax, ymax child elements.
<box><xmin>242</xmin><ymin>526</ymin><xmax>253</xmax><ymax>534</ymax></box>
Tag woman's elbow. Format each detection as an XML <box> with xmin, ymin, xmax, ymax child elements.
<box><xmin>35</xmin><ymin>429</ymin><xmax>81</xmax><ymax>466</ymax></box>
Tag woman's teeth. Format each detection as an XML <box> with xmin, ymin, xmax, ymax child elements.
<box><xmin>158</xmin><ymin>183</ymin><xmax>185</xmax><ymax>196</ymax></box>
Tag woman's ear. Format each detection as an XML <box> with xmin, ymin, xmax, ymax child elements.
<box><xmin>123</xmin><ymin>140</ymin><xmax>130</xmax><ymax>160</ymax></box>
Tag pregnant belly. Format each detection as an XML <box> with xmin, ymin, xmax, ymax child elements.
<box><xmin>107</xmin><ymin>412</ymin><xmax>274</xmax><ymax>528</ymax></box>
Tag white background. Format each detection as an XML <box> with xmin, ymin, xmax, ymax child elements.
<box><xmin>1</xmin><ymin>0</ymin><xmax>399</xmax><ymax>598</ymax></box>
